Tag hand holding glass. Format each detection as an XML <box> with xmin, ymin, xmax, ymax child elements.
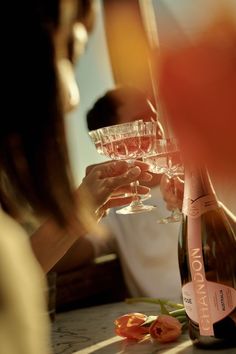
<box><xmin>94</xmin><ymin>120</ymin><xmax>157</xmax><ymax>214</ymax></box>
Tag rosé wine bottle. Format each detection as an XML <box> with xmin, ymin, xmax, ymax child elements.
<box><xmin>178</xmin><ymin>166</ymin><xmax>236</xmax><ymax>349</ymax></box>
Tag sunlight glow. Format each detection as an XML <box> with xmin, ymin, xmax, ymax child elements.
<box><xmin>74</xmin><ymin>336</ymin><xmax>122</xmax><ymax>354</ymax></box>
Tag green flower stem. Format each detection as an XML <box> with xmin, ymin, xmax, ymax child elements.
<box><xmin>164</xmin><ymin>301</ymin><xmax>184</xmax><ymax>309</ymax></box>
<box><xmin>125</xmin><ymin>297</ymin><xmax>187</xmax><ymax>327</ymax></box>
<box><xmin>169</xmin><ymin>308</ymin><xmax>186</xmax><ymax>318</ymax></box>
<box><xmin>125</xmin><ymin>297</ymin><xmax>184</xmax><ymax>309</ymax></box>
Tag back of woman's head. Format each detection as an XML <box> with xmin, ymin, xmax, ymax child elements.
<box><xmin>0</xmin><ymin>0</ymin><xmax>78</xmax><ymax>227</ymax></box>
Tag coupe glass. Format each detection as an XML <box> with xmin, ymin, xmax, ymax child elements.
<box><xmin>88</xmin><ymin>125</ymin><xmax>151</xmax><ymax>202</ymax></box>
<box><xmin>144</xmin><ymin>138</ymin><xmax>184</xmax><ymax>223</ymax></box>
<box><xmin>99</xmin><ymin>120</ymin><xmax>157</xmax><ymax>214</ymax></box>
<box><xmin>88</xmin><ymin>129</ymin><xmax>104</xmax><ymax>155</ymax></box>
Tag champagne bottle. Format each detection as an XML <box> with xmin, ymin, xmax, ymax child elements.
<box><xmin>178</xmin><ymin>166</ymin><xmax>236</xmax><ymax>348</ymax></box>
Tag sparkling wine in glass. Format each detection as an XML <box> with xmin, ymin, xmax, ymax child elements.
<box><xmin>88</xmin><ymin>124</ymin><xmax>151</xmax><ymax>201</ymax></box>
<box><xmin>144</xmin><ymin>138</ymin><xmax>184</xmax><ymax>223</ymax></box>
<box><xmin>99</xmin><ymin>120</ymin><xmax>157</xmax><ymax>214</ymax></box>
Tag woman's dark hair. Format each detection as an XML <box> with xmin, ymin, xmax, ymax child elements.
<box><xmin>0</xmin><ymin>1</ymin><xmax>77</xmax><ymax>227</ymax></box>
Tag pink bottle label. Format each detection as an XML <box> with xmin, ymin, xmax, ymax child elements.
<box><xmin>188</xmin><ymin>219</ymin><xmax>214</xmax><ymax>336</ymax></box>
<box><xmin>186</xmin><ymin>217</ymin><xmax>236</xmax><ymax>336</ymax></box>
<box><xmin>183</xmin><ymin>195</ymin><xmax>218</xmax><ymax>217</ymax></box>
<box><xmin>182</xmin><ymin>169</ymin><xmax>218</xmax><ymax>217</ymax></box>
<box><xmin>183</xmin><ymin>168</ymin><xmax>236</xmax><ymax>336</ymax></box>
<box><xmin>183</xmin><ymin>281</ymin><xmax>236</xmax><ymax>327</ymax></box>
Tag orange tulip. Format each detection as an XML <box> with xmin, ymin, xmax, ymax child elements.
<box><xmin>149</xmin><ymin>314</ymin><xmax>182</xmax><ymax>343</ymax></box>
<box><xmin>114</xmin><ymin>312</ymin><xmax>150</xmax><ymax>340</ymax></box>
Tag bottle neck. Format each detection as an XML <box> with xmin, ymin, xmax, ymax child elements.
<box><xmin>183</xmin><ymin>165</ymin><xmax>218</xmax><ymax>217</ymax></box>
<box><xmin>185</xmin><ymin>166</ymin><xmax>216</xmax><ymax>199</ymax></box>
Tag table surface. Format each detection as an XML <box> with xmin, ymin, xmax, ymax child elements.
<box><xmin>52</xmin><ymin>301</ymin><xmax>236</xmax><ymax>354</ymax></box>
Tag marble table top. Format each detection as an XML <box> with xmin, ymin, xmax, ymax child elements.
<box><xmin>52</xmin><ymin>301</ymin><xmax>236</xmax><ymax>354</ymax></box>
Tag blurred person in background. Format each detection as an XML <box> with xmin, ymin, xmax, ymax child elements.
<box><xmin>0</xmin><ymin>1</ymin><xmax>151</xmax><ymax>353</ymax></box>
<box><xmin>86</xmin><ymin>85</ymin><xmax>164</xmax><ymax>138</ymax></box>
<box><xmin>55</xmin><ymin>86</ymin><xmax>182</xmax><ymax>300</ymax></box>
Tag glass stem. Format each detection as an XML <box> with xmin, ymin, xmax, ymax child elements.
<box><xmin>128</xmin><ymin>159</ymin><xmax>142</xmax><ymax>206</ymax></box>
<box><xmin>171</xmin><ymin>208</ymin><xmax>181</xmax><ymax>217</ymax></box>
<box><xmin>130</xmin><ymin>181</ymin><xmax>140</xmax><ymax>204</ymax></box>
<box><xmin>169</xmin><ymin>176</ymin><xmax>182</xmax><ymax>217</ymax></box>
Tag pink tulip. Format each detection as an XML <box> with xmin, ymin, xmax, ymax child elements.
<box><xmin>149</xmin><ymin>315</ymin><xmax>182</xmax><ymax>343</ymax></box>
<box><xmin>114</xmin><ymin>313</ymin><xmax>150</xmax><ymax>340</ymax></box>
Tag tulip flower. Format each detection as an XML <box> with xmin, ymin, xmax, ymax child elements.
<box><xmin>149</xmin><ymin>314</ymin><xmax>182</xmax><ymax>343</ymax></box>
<box><xmin>114</xmin><ymin>313</ymin><xmax>150</xmax><ymax>340</ymax></box>
<box><xmin>114</xmin><ymin>298</ymin><xmax>187</xmax><ymax>344</ymax></box>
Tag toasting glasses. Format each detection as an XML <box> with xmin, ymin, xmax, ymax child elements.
<box><xmin>144</xmin><ymin>138</ymin><xmax>184</xmax><ymax>223</ymax></box>
<box><xmin>91</xmin><ymin>120</ymin><xmax>157</xmax><ymax>214</ymax></box>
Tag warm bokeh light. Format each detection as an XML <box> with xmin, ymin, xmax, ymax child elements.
<box><xmin>103</xmin><ymin>0</ymin><xmax>153</xmax><ymax>98</ymax></box>
<box><xmin>158</xmin><ymin>11</ymin><xmax>236</xmax><ymax>178</ymax></box>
